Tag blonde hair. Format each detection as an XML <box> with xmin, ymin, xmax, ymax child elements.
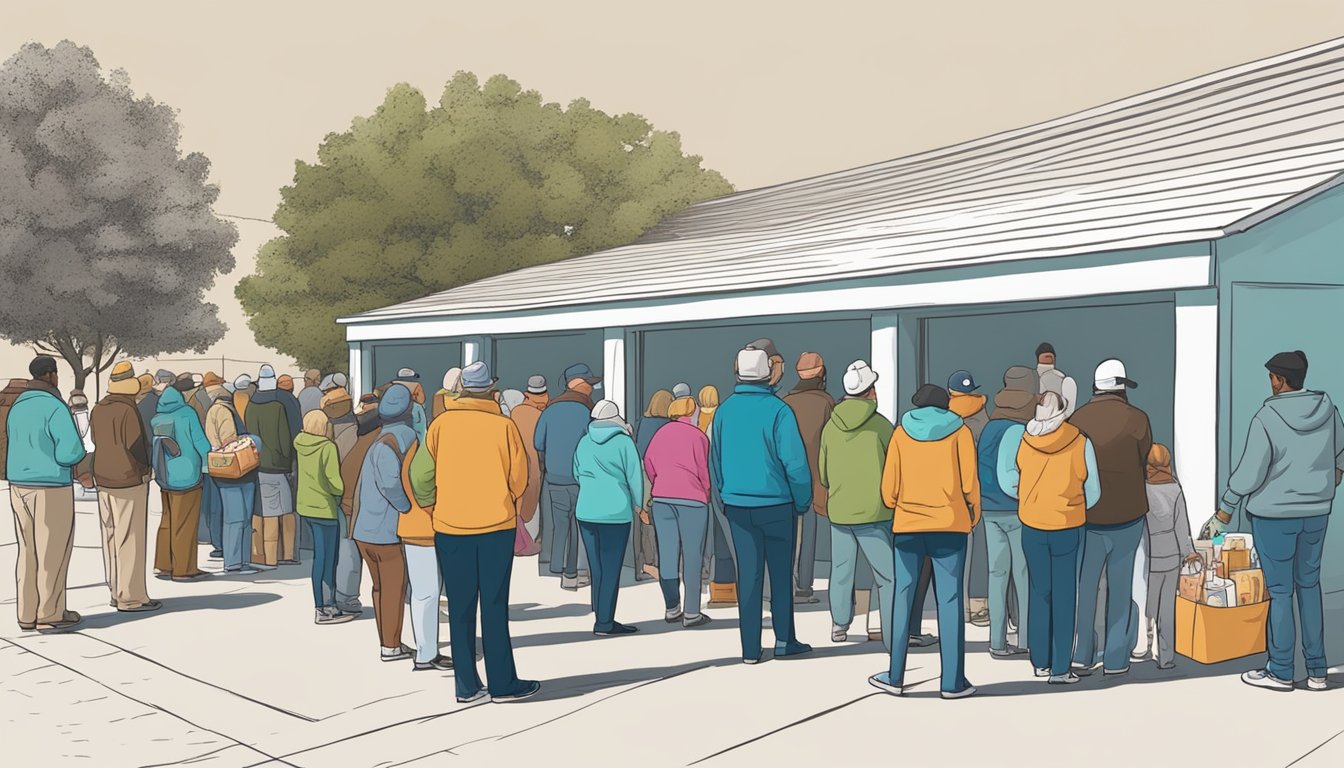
<box><xmin>1148</xmin><ymin>443</ymin><xmax>1172</xmax><ymax>468</ymax></box>
<box><xmin>697</xmin><ymin>385</ymin><xmax>720</xmax><ymax>409</ymax></box>
<box><xmin>302</xmin><ymin>410</ymin><xmax>332</xmax><ymax>439</ymax></box>
<box><xmin>645</xmin><ymin>389</ymin><xmax>674</xmax><ymax>419</ymax></box>
<box><xmin>668</xmin><ymin>396</ymin><xmax>697</xmax><ymax>420</ymax></box>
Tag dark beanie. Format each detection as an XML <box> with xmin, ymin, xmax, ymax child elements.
<box><xmin>1266</xmin><ymin>350</ymin><xmax>1308</xmax><ymax>386</ymax></box>
<box><xmin>912</xmin><ymin>383</ymin><xmax>951</xmax><ymax>410</ymax></box>
<box><xmin>1035</xmin><ymin>342</ymin><xmax>1055</xmax><ymax>357</ymax></box>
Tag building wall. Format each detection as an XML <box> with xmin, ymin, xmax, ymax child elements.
<box><xmin>368</xmin><ymin>339</ymin><xmax>463</xmax><ymax>394</ymax></box>
<box><xmin>492</xmin><ymin>330</ymin><xmax>605</xmax><ymax>398</ymax></box>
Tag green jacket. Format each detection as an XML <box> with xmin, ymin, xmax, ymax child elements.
<box><xmin>245</xmin><ymin>393</ymin><xmax>294</xmax><ymax>473</ymax></box>
<box><xmin>293</xmin><ymin>432</ymin><xmax>343</xmax><ymax>520</ymax></box>
<box><xmin>818</xmin><ymin>398</ymin><xmax>895</xmax><ymax>526</ymax></box>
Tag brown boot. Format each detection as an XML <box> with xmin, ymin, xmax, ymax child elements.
<box><xmin>707</xmin><ymin>582</ymin><xmax>737</xmax><ymax>608</ymax></box>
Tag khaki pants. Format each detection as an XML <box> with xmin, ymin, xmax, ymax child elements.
<box><xmin>358</xmin><ymin>542</ymin><xmax>407</xmax><ymax>649</ymax></box>
<box><xmin>9</xmin><ymin>485</ymin><xmax>76</xmax><ymax>626</ymax></box>
<box><xmin>251</xmin><ymin>515</ymin><xmax>280</xmax><ymax>566</ymax></box>
<box><xmin>98</xmin><ymin>484</ymin><xmax>152</xmax><ymax>609</ymax></box>
<box><xmin>155</xmin><ymin>487</ymin><xmax>202</xmax><ymax>578</ymax></box>
<box><xmin>281</xmin><ymin>513</ymin><xmax>298</xmax><ymax>562</ymax></box>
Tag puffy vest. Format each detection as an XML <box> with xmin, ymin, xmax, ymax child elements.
<box><xmin>977</xmin><ymin>419</ymin><xmax>1018</xmax><ymax>512</ymax></box>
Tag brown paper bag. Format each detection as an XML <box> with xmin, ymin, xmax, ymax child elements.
<box><xmin>1231</xmin><ymin>568</ymin><xmax>1265</xmax><ymax>605</ymax></box>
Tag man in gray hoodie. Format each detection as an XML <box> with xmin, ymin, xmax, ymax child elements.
<box><xmin>1207</xmin><ymin>351</ymin><xmax>1342</xmax><ymax>692</ymax></box>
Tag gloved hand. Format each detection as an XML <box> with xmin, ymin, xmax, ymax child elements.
<box><xmin>1200</xmin><ymin>512</ymin><xmax>1230</xmax><ymax>540</ymax></box>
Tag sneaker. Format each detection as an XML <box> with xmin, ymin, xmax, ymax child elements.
<box><xmin>1007</xmin><ymin>617</ymin><xmax>1018</xmax><ymax>634</ymax></box>
<box><xmin>560</xmin><ymin>575</ymin><xmax>579</xmax><ymax>591</ymax></box>
<box><xmin>1130</xmin><ymin>650</ymin><xmax>1151</xmax><ymax>664</ymax></box>
<box><xmin>941</xmin><ymin>685</ymin><xmax>978</xmax><ymax>700</ymax></box>
<box><xmin>1156</xmin><ymin>661</ymin><xmax>1176</xmax><ymax>671</ymax></box>
<box><xmin>315</xmin><ymin>607</ymin><xmax>355</xmax><ymax>625</ymax></box>
<box><xmin>908</xmin><ymin>633</ymin><xmax>938</xmax><ymax>648</ymax></box>
<box><xmin>208</xmin><ymin>550</ymin><xmax>224</xmax><ymax>560</ymax></box>
<box><xmin>1241</xmin><ymin>669</ymin><xmax>1293</xmax><ymax>691</ymax></box>
<box><xmin>171</xmin><ymin>571</ymin><xmax>210</xmax><ymax>582</ymax></box>
<box><xmin>774</xmin><ymin>641</ymin><xmax>813</xmax><ymax>658</ymax></box>
<box><xmin>414</xmin><ymin>656</ymin><xmax>455</xmax><ymax>672</ymax></box>
<box><xmin>1103</xmin><ymin>666</ymin><xmax>1130</xmax><ymax>677</ymax></box>
<box><xmin>18</xmin><ymin>622</ymin><xmax>36</xmax><ymax>631</ymax></box>
<box><xmin>380</xmin><ymin>644</ymin><xmax>414</xmax><ymax>662</ymax></box>
<box><xmin>1033</xmin><ymin>667</ymin><xmax>1051</xmax><ymax>678</ymax></box>
<box><xmin>1307</xmin><ymin>676</ymin><xmax>1328</xmax><ymax>691</ymax></box>
<box><xmin>664</xmin><ymin>608</ymin><xmax>684</xmax><ymax>623</ymax></box>
<box><xmin>868</xmin><ymin>672</ymin><xmax>903</xmax><ymax>696</ymax></box>
<box><xmin>832</xmin><ymin>624</ymin><xmax>849</xmax><ymax>643</ymax></box>
<box><xmin>969</xmin><ymin>609</ymin><xmax>990</xmax><ymax>628</ymax></box>
<box><xmin>794</xmin><ymin>589</ymin><xmax>820</xmax><ymax>605</ymax></box>
<box><xmin>990</xmin><ymin>645</ymin><xmax>1028</xmax><ymax>658</ymax></box>
<box><xmin>335</xmin><ymin>602</ymin><xmax>363</xmax><ymax>615</ymax></box>
<box><xmin>743</xmin><ymin>655</ymin><xmax>763</xmax><ymax>665</ymax></box>
<box><xmin>1071</xmin><ymin>662</ymin><xmax>1102</xmax><ymax>677</ymax></box>
<box><xmin>576</xmin><ymin>573</ymin><xmax>592</xmax><ymax>588</ymax></box>
<box><xmin>457</xmin><ymin>689</ymin><xmax>489</xmax><ymax>704</ymax></box>
<box><xmin>683</xmin><ymin>614</ymin><xmax>711</xmax><ymax>628</ymax></box>
<box><xmin>117</xmin><ymin>600</ymin><xmax>163</xmax><ymax>613</ymax></box>
<box><xmin>594</xmin><ymin>622</ymin><xmax>639</xmax><ymax>636</ymax></box>
<box><xmin>492</xmin><ymin>680</ymin><xmax>542</xmax><ymax>703</ymax></box>
<box><xmin>247</xmin><ymin>562</ymin><xmax>276</xmax><ymax>571</ymax></box>
<box><xmin>278</xmin><ymin>559</ymin><xmax>301</xmax><ymax>566</ymax></box>
<box><xmin>1048</xmin><ymin>673</ymin><xmax>1081</xmax><ymax>685</ymax></box>
<box><xmin>36</xmin><ymin>611</ymin><xmax>83</xmax><ymax>634</ymax></box>
<box><xmin>867</xmin><ymin>630</ymin><xmax>883</xmax><ymax>643</ymax></box>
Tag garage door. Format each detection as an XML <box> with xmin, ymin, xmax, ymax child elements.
<box><xmin>370</xmin><ymin>340</ymin><xmax>463</xmax><ymax>395</ymax></box>
<box><xmin>493</xmin><ymin>330</ymin><xmax>605</xmax><ymax>397</ymax></box>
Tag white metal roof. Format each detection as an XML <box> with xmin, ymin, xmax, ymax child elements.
<box><xmin>346</xmin><ymin>38</ymin><xmax>1344</xmax><ymax>324</ymax></box>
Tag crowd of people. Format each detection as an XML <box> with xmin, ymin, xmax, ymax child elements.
<box><xmin>1</xmin><ymin>336</ymin><xmax>1336</xmax><ymax>701</ymax></box>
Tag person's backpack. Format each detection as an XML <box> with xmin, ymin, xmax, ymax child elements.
<box><xmin>0</xmin><ymin>379</ymin><xmax>31</xmax><ymax>482</ymax></box>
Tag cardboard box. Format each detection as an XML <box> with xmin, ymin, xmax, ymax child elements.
<box><xmin>1176</xmin><ymin>596</ymin><xmax>1268</xmax><ymax>664</ymax></box>
<box><xmin>1231</xmin><ymin>568</ymin><xmax>1266</xmax><ymax>605</ymax></box>
<box><xmin>1220</xmin><ymin>548</ymin><xmax>1251</xmax><ymax>578</ymax></box>
<box><xmin>1224</xmin><ymin>534</ymin><xmax>1250</xmax><ymax>551</ymax></box>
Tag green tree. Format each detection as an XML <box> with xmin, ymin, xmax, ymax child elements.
<box><xmin>238</xmin><ymin>73</ymin><xmax>732</xmax><ymax>371</ymax></box>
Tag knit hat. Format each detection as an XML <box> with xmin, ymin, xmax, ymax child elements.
<box><xmin>202</xmin><ymin>371</ymin><xmax>223</xmax><ymax>387</ymax></box>
<box><xmin>1035</xmin><ymin>342</ymin><xmax>1056</xmax><ymax>358</ymax></box>
<box><xmin>500</xmin><ymin>389</ymin><xmax>525</xmax><ymax>416</ymax></box>
<box><xmin>461</xmin><ymin>361</ymin><xmax>497</xmax><ymax>392</ymax></box>
<box><xmin>256</xmin><ymin>365</ymin><xmax>278</xmax><ymax>392</ymax></box>
<box><xmin>379</xmin><ymin>384</ymin><xmax>412</xmax><ymax>420</ymax></box>
<box><xmin>109</xmin><ymin>361</ymin><xmax>141</xmax><ymax>396</ymax></box>
<box><xmin>319</xmin><ymin>374</ymin><xmax>336</xmax><ymax>391</ymax></box>
<box><xmin>277</xmin><ymin>374</ymin><xmax>294</xmax><ymax>392</ymax></box>
<box><xmin>233</xmin><ymin>374</ymin><xmax>252</xmax><ymax>392</ymax></box>
<box><xmin>736</xmin><ymin>348</ymin><xmax>771</xmax><ymax>382</ymax></box>
<box><xmin>911</xmin><ymin>383</ymin><xmax>950</xmax><ymax>410</ymax></box>
<box><xmin>155</xmin><ymin>369</ymin><xmax>175</xmax><ymax>384</ymax></box>
<box><xmin>525</xmin><ymin>374</ymin><xmax>547</xmax><ymax>395</ymax></box>
<box><xmin>796</xmin><ymin>352</ymin><xmax>824</xmax><ymax>379</ymax></box>
<box><xmin>591</xmin><ymin>400</ymin><xmax>622</xmax><ymax>420</ymax></box>
<box><xmin>321</xmin><ymin>387</ymin><xmax>352</xmax><ymax>407</ymax></box>
<box><xmin>1265</xmin><ymin>350</ymin><xmax>1308</xmax><ymax>387</ymax></box>
<box><xmin>1094</xmin><ymin>358</ymin><xmax>1138</xmax><ymax>392</ymax></box>
<box><xmin>174</xmin><ymin>373</ymin><xmax>194</xmax><ymax>392</ymax></box>
<box><xmin>137</xmin><ymin>374</ymin><xmax>154</xmax><ymax>396</ymax></box>
<box><xmin>671</xmin><ymin>382</ymin><xmax>692</xmax><ymax>399</ymax></box>
<box><xmin>843</xmin><ymin>360</ymin><xmax>879</xmax><ymax>396</ymax></box>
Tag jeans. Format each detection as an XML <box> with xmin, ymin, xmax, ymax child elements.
<box><xmin>546</xmin><ymin>484</ymin><xmax>589</xmax><ymax>578</ymax></box>
<box><xmin>829</xmin><ymin>522</ymin><xmax>895</xmax><ymax>651</ymax></box>
<box><xmin>332</xmin><ymin>510</ymin><xmax>363</xmax><ymax>610</ymax></box>
<box><xmin>578</xmin><ymin>521</ymin><xmax>631</xmax><ymax>632</ymax></box>
<box><xmin>1073</xmin><ymin>517</ymin><xmax>1145</xmax><ymax>671</ymax></box>
<box><xmin>651</xmin><ymin>500</ymin><xmax>709</xmax><ymax>617</ymax></box>
<box><xmin>1022</xmin><ymin>524</ymin><xmax>1082</xmax><ymax>676</ymax></box>
<box><xmin>404</xmin><ymin>543</ymin><xmax>441</xmax><ymax>664</ymax></box>
<box><xmin>198</xmin><ymin>475</ymin><xmax>222</xmax><ymax>551</ymax></box>
<box><xmin>725</xmin><ymin>504</ymin><xmax>798</xmax><ymax>660</ymax></box>
<box><xmin>1251</xmin><ymin>514</ymin><xmax>1330</xmax><ymax>680</ymax></box>
<box><xmin>435</xmin><ymin>530</ymin><xmax>524</xmax><ymax>699</ymax></box>
<box><xmin>218</xmin><ymin>479</ymin><xmax>256</xmax><ymax>571</ymax></box>
<box><xmin>966</xmin><ymin>517</ymin><xmax>988</xmax><ymax>600</ymax></box>
<box><xmin>984</xmin><ymin>510</ymin><xmax>1030</xmax><ymax>651</ymax></box>
<box><xmin>795</xmin><ymin>510</ymin><xmax>818</xmax><ymax>592</ymax></box>
<box><xmin>710</xmin><ymin>493</ymin><xmax>737</xmax><ymax>584</ymax></box>
<box><xmin>888</xmin><ymin>532</ymin><xmax>968</xmax><ymax>693</ymax></box>
<box><xmin>304</xmin><ymin>518</ymin><xmax>338</xmax><ymax>609</ymax></box>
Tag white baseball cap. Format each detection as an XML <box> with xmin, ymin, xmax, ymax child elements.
<box><xmin>736</xmin><ymin>348</ymin><xmax>771</xmax><ymax>382</ymax></box>
<box><xmin>1094</xmin><ymin>358</ymin><xmax>1138</xmax><ymax>392</ymax></box>
<box><xmin>843</xmin><ymin>360</ymin><xmax>879</xmax><ymax>396</ymax></box>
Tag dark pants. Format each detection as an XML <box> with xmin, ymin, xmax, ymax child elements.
<box><xmin>305</xmin><ymin>518</ymin><xmax>338</xmax><ymax>609</ymax></box>
<box><xmin>711</xmin><ymin>494</ymin><xmax>736</xmax><ymax>584</ymax></box>
<box><xmin>889</xmin><ymin>532</ymin><xmax>968</xmax><ymax>693</ymax></box>
<box><xmin>795</xmin><ymin>510</ymin><xmax>817</xmax><ymax>592</ymax></box>
<box><xmin>725</xmin><ymin>503</ymin><xmax>798</xmax><ymax>660</ymax></box>
<box><xmin>435</xmin><ymin>530</ymin><xmax>524</xmax><ymax>699</ymax></box>
<box><xmin>155</xmin><ymin>487</ymin><xmax>202</xmax><ymax>578</ymax></box>
<box><xmin>198</xmin><ymin>474</ymin><xmax>222</xmax><ymax>551</ymax></box>
<box><xmin>1022</xmin><ymin>524</ymin><xmax>1082</xmax><ymax>676</ymax></box>
<box><xmin>546</xmin><ymin>484</ymin><xmax>586</xmax><ymax>577</ymax></box>
<box><xmin>578</xmin><ymin>521</ymin><xmax>631</xmax><ymax>632</ymax></box>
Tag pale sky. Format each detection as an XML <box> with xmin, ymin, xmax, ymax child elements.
<box><xmin>3</xmin><ymin>0</ymin><xmax>1344</xmax><ymax>386</ymax></box>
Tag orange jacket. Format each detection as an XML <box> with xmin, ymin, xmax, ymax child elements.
<box><xmin>881</xmin><ymin>419</ymin><xmax>981</xmax><ymax>534</ymax></box>
<box><xmin>1015</xmin><ymin>423</ymin><xmax>1091</xmax><ymax>531</ymax></box>
<box><xmin>424</xmin><ymin>396</ymin><xmax>528</xmax><ymax>536</ymax></box>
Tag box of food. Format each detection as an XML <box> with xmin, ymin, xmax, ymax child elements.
<box><xmin>1224</xmin><ymin>534</ymin><xmax>1251</xmax><ymax>551</ymax></box>
<box><xmin>1219</xmin><ymin>548</ymin><xmax>1251</xmax><ymax>578</ymax></box>
<box><xmin>1176</xmin><ymin>596</ymin><xmax>1269</xmax><ymax>664</ymax></box>
<box><xmin>1231</xmin><ymin>568</ymin><xmax>1266</xmax><ymax>605</ymax></box>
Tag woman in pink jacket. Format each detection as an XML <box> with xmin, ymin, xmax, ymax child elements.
<box><xmin>643</xmin><ymin>395</ymin><xmax>713</xmax><ymax>627</ymax></box>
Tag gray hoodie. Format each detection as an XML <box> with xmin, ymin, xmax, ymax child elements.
<box><xmin>1221</xmin><ymin>390</ymin><xmax>1344</xmax><ymax>519</ymax></box>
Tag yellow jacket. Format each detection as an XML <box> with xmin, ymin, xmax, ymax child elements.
<box><xmin>424</xmin><ymin>396</ymin><xmax>528</xmax><ymax>536</ymax></box>
<box><xmin>1015</xmin><ymin>423</ymin><xmax>1093</xmax><ymax>531</ymax></box>
<box><xmin>881</xmin><ymin>412</ymin><xmax>980</xmax><ymax>534</ymax></box>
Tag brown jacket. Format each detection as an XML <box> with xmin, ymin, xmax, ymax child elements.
<box><xmin>204</xmin><ymin>396</ymin><xmax>239</xmax><ymax>449</ymax></box>
<box><xmin>1069</xmin><ymin>392</ymin><xmax>1153</xmax><ymax>526</ymax></box>
<box><xmin>510</xmin><ymin>396</ymin><xmax>546</xmax><ymax>523</ymax></box>
<box><xmin>784</xmin><ymin>380</ymin><xmax>835</xmax><ymax>516</ymax></box>
<box><xmin>342</xmin><ymin>425</ymin><xmax>382</xmax><ymax>530</ymax></box>
<box><xmin>89</xmin><ymin>394</ymin><xmax>152</xmax><ymax>489</ymax></box>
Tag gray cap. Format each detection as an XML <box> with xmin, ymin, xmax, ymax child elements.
<box><xmin>526</xmin><ymin>375</ymin><xmax>548</xmax><ymax>395</ymax></box>
<box><xmin>461</xmin><ymin>361</ymin><xmax>497</xmax><ymax>392</ymax></box>
<box><xmin>155</xmin><ymin>369</ymin><xmax>176</xmax><ymax>383</ymax></box>
<box><xmin>672</xmin><ymin>382</ymin><xmax>691</xmax><ymax>398</ymax></box>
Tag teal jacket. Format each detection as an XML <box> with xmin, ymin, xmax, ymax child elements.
<box><xmin>1222</xmin><ymin>390</ymin><xmax>1344</xmax><ymax>519</ymax></box>
<box><xmin>151</xmin><ymin>388</ymin><xmax>212</xmax><ymax>492</ymax></box>
<box><xmin>573</xmin><ymin>420</ymin><xmax>643</xmax><ymax>524</ymax></box>
<box><xmin>710</xmin><ymin>383</ymin><xmax>812</xmax><ymax>512</ymax></box>
<box><xmin>5</xmin><ymin>385</ymin><xmax>86</xmax><ymax>487</ymax></box>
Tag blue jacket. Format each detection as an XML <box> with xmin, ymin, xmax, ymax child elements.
<box><xmin>635</xmin><ymin>417</ymin><xmax>670</xmax><ymax>458</ymax></box>
<box><xmin>574</xmin><ymin>420</ymin><xmax>643</xmax><ymax>524</ymax></box>
<box><xmin>354</xmin><ymin>420</ymin><xmax>414</xmax><ymax>544</ymax></box>
<box><xmin>978</xmin><ymin>419</ymin><xmax>1025</xmax><ymax>512</ymax></box>
<box><xmin>534</xmin><ymin>392</ymin><xmax>592</xmax><ymax>486</ymax></box>
<box><xmin>710</xmin><ymin>383</ymin><xmax>812</xmax><ymax>512</ymax></box>
<box><xmin>151</xmin><ymin>388</ymin><xmax>212</xmax><ymax>492</ymax></box>
<box><xmin>1222</xmin><ymin>390</ymin><xmax>1344</xmax><ymax>519</ymax></box>
<box><xmin>5</xmin><ymin>385</ymin><xmax>86</xmax><ymax>487</ymax></box>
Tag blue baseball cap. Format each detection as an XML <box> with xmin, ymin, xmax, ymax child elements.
<box><xmin>562</xmin><ymin>363</ymin><xmax>602</xmax><ymax>386</ymax></box>
<box><xmin>947</xmin><ymin>370</ymin><xmax>979</xmax><ymax>394</ymax></box>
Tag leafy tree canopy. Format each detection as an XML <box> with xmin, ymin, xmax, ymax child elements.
<box><xmin>0</xmin><ymin>41</ymin><xmax>237</xmax><ymax>392</ymax></box>
<box><xmin>238</xmin><ymin>73</ymin><xmax>732</xmax><ymax>371</ymax></box>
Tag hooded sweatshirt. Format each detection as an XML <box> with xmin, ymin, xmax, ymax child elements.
<box><xmin>1145</xmin><ymin>474</ymin><xmax>1193</xmax><ymax>572</ymax></box>
<box><xmin>784</xmin><ymin>378</ymin><xmax>836</xmax><ymax>516</ymax></box>
<box><xmin>644</xmin><ymin>417</ymin><xmax>711</xmax><ymax>505</ymax></box>
<box><xmin>534</xmin><ymin>389</ymin><xmax>593</xmax><ymax>486</ymax></box>
<box><xmin>1221</xmin><ymin>389</ymin><xmax>1344</xmax><ymax>519</ymax></box>
<box><xmin>425</xmin><ymin>396</ymin><xmax>528</xmax><ymax>535</ymax></box>
<box><xmin>151</xmin><ymin>388</ymin><xmax>212</xmax><ymax>492</ymax></box>
<box><xmin>574</xmin><ymin>419</ymin><xmax>644</xmax><ymax>524</ymax></box>
<box><xmin>948</xmin><ymin>392</ymin><xmax>989</xmax><ymax>442</ymax></box>
<box><xmin>1013</xmin><ymin>421</ymin><xmax>1100</xmax><ymax>531</ymax></box>
<box><xmin>294</xmin><ymin>432</ymin><xmax>343</xmax><ymax>520</ymax></box>
<box><xmin>5</xmin><ymin>383</ymin><xmax>87</xmax><ymax>487</ymax></box>
<box><xmin>819</xmin><ymin>398</ymin><xmax>895</xmax><ymax>526</ymax></box>
<box><xmin>710</xmin><ymin>382</ymin><xmax>812</xmax><ymax>512</ymax></box>
<box><xmin>882</xmin><ymin>407</ymin><xmax>980</xmax><ymax>534</ymax></box>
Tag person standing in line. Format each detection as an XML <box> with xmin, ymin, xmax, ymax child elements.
<box><xmin>633</xmin><ymin>389</ymin><xmax>674</xmax><ymax>582</ymax></box>
<box><xmin>294</xmin><ymin>410</ymin><xmax>353</xmax><ymax>625</ymax></box>
<box><xmin>698</xmin><ymin>384</ymin><xmax>737</xmax><ymax>608</ymax></box>
<box><xmin>510</xmin><ymin>375</ymin><xmax>549</xmax><ymax>556</ymax></box>
<box><xmin>870</xmin><ymin>384</ymin><xmax>980</xmax><ymax>700</ymax></box>
<box><xmin>1133</xmin><ymin>444</ymin><xmax>1197</xmax><ymax>670</ymax></box>
<box><xmin>1069</xmin><ymin>358</ymin><xmax>1152</xmax><ymax>678</ymax></box>
<box><xmin>274</xmin><ymin>372</ymin><xmax>305</xmax><ymax>559</ymax></box>
<box><xmin>975</xmin><ymin>366</ymin><xmax>1037</xmax><ymax>658</ymax></box>
<box><xmin>245</xmin><ymin>365</ymin><xmax>298</xmax><ymax>567</ymax></box>
<box><xmin>150</xmin><ymin>385</ymin><xmax>211</xmax><ymax>581</ymax></box>
<box><xmin>204</xmin><ymin>377</ymin><xmax>264</xmax><ymax>575</ymax></box>
<box><xmin>574</xmin><ymin>400</ymin><xmax>644</xmax><ymax>636</ymax></box>
<box><xmin>535</xmin><ymin>363</ymin><xmax>601</xmax><ymax>590</ymax></box>
<box><xmin>322</xmin><ymin>387</ymin><xmax>364</xmax><ymax>615</ymax></box>
<box><xmin>1035</xmin><ymin>343</ymin><xmax>1078</xmax><ymax>419</ymax></box>
<box><xmin>5</xmin><ymin>357</ymin><xmax>89</xmax><ymax>632</ymax></box>
<box><xmin>946</xmin><ymin>369</ymin><xmax>993</xmax><ymax>629</ymax></box>
<box><xmin>424</xmin><ymin>362</ymin><xmax>540</xmax><ymax>702</ymax></box>
<box><xmin>232</xmin><ymin>374</ymin><xmax>252</xmax><ymax>421</ymax></box>
<box><xmin>394</xmin><ymin>368</ymin><xmax>429</xmax><ymax>441</ymax></box>
<box><xmin>710</xmin><ymin>346</ymin><xmax>814</xmax><ymax>664</ymax></box>
<box><xmin>819</xmin><ymin>361</ymin><xmax>895</xmax><ymax>649</ymax></box>
<box><xmin>1008</xmin><ymin>391</ymin><xmax>1099</xmax><ymax>685</ymax></box>
<box><xmin>1206</xmin><ymin>351</ymin><xmax>1341</xmax><ymax>692</ymax></box>
<box><xmin>90</xmin><ymin>362</ymin><xmax>160</xmax><ymax>613</ymax></box>
<box><xmin>644</xmin><ymin>394</ymin><xmax>713</xmax><ymax>628</ymax></box>
<box><xmin>194</xmin><ymin>372</ymin><xmax>226</xmax><ymax>561</ymax></box>
<box><xmin>353</xmin><ymin>385</ymin><xmax>414</xmax><ymax>662</ymax></box>
<box><xmin>783</xmin><ymin>352</ymin><xmax>835</xmax><ymax>606</ymax></box>
<box><xmin>299</xmin><ymin>369</ymin><xmax>323</xmax><ymax>415</ymax></box>
<box><xmin>403</xmin><ymin>417</ymin><xmax>455</xmax><ymax>672</ymax></box>
<box><xmin>432</xmin><ymin>367</ymin><xmax>463</xmax><ymax>421</ymax></box>
<box><xmin>137</xmin><ymin>369</ymin><xmax>174</xmax><ymax>447</ymax></box>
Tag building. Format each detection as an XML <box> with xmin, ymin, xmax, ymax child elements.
<box><xmin>342</xmin><ymin>39</ymin><xmax>1344</xmax><ymax>608</ymax></box>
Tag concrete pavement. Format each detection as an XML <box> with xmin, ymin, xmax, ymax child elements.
<box><xmin>3</xmin><ymin>488</ymin><xmax>1341</xmax><ymax>767</ymax></box>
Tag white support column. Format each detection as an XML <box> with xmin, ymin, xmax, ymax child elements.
<box><xmin>603</xmin><ymin>327</ymin><xmax>627</xmax><ymax>417</ymax></box>
<box><xmin>348</xmin><ymin>342</ymin><xmax>363</xmax><ymax>400</ymax></box>
<box><xmin>871</xmin><ymin>312</ymin><xmax>899</xmax><ymax>421</ymax></box>
<box><xmin>1174</xmin><ymin>292</ymin><xmax>1219</xmax><ymax>539</ymax></box>
<box><xmin>463</xmin><ymin>338</ymin><xmax>484</xmax><ymax>367</ymax></box>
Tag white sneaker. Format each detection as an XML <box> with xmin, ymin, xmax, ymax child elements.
<box><xmin>941</xmin><ymin>685</ymin><xmax>977</xmax><ymax>700</ymax></box>
<box><xmin>1049</xmin><ymin>673</ymin><xmax>1081</xmax><ymax>685</ymax></box>
<box><xmin>1033</xmin><ymin>667</ymin><xmax>1051</xmax><ymax>678</ymax></box>
<box><xmin>1241</xmin><ymin>669</ymin><xmax>1293</xmax><ymax>691</ymax></box>
<box><xmin>1071</xmin><ymin>662</ymin><xmax>1102</xmax><ymax>677</ymax></box>
<box><xmin>832</xmin><ymin>624</ymin><xmax>849</xmax><ymax>643</ymax></box>
<box><xmin>1307</xmin><ymin>676</ymin><xmax>1328</xmax><ymax>691</ymax></box>
<box><xmin>560</xmin><ymin>575</ymin><xmax>579</xmax><ymax>591</ymax></box>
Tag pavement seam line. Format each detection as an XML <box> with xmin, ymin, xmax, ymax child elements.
<box><xmin>1286</xmin><ymin>727</ymin><xmax>1344</xmax><ymax>767</ymax></box>
<box><xmin>0</xmin><ymin>638</ymin><xmax>293</xmax><ymax>768</ymax></box>
<box><xmin>250</xmin><ymin>703</ymin><xmax>494</xmax><ymax>766</ymax></box>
